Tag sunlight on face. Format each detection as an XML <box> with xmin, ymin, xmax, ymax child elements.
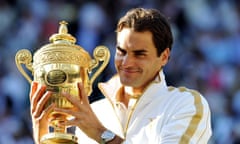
<box><xmin>115</xmin><ymin>28</ymin><xmax>169</xmax><ymax>91</ymax></box>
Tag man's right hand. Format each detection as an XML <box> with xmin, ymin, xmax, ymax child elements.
<box><xmin>29</xmin><ymin>82</ymin><xmax>55</xmax><ymax>144</ymax></box>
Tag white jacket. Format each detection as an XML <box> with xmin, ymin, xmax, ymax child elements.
<box><xmin>76</xmin><ymin>71</ymin><xmax>212</xmax><ymax>144</ymax></box>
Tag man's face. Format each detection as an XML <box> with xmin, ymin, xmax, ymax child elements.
<box><xmin>115</xmin><ymin>28</ymin><xmax>169</xmax><ymax>90</ymax></box>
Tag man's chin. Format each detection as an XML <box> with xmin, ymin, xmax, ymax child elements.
<box><xmin>120</xmin><ymin>80</ymin><xmax>133</xmax><ymax>86</ymax></box>
<box><xmin>120</xmin><ymin>80</ymin><xmax>139</xmax><ymax>87</ymax></box>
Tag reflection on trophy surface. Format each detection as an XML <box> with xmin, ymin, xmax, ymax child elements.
<box><xmin>15</xmin><ymin>21</ymin><xmax>110</xmax><ymax>144</ymax></box>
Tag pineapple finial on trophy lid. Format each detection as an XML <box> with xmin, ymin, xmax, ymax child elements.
<box><xmin>49</xmin><ymin>20</ymin><xmax>76</xmax><ymax>44</ymax></box>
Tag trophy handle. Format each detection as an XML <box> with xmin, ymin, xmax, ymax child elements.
<box><xmin>89</xmin><ymin>45</ymin><xmax>110</xmax><ymax>85</ymax></box>
<box><xmin>15</xmin><ymin>49</ymin><xmax>33</xmax><ymax>83</ymax></box>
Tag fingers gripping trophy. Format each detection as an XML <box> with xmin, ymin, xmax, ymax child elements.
<box><xmin>15</xmin><ymin>21</ymin><xmax>110</xmax><ymax>144</ymax></box>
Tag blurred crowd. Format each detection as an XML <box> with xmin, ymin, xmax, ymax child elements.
<box><xmin>0</xmin><ymin>0</ymin><xmax>240</xmax><ymax>143</ymax></box>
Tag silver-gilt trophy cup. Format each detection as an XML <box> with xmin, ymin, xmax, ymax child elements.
<box><xmin>15</xmin><ymin>21</ymin><xmax>110</xmax><ymax>144</ymax></box>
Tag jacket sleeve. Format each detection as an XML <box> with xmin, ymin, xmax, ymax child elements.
<box><xmin>159</xmin><ymin>89</ymin><xmax>212</xmax><ymax>144</ymax></box>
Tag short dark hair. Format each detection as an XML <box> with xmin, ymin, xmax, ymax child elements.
<box><xmin>116</xmin><ymin>8</ymin><xmax>173</xmax><ymax>57</ymax></box>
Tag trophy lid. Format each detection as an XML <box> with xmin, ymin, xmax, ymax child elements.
<box><xmin>33</xmin><ymin>21</ymin><xmax>91</xmax><ymax>69</ymax></box>
<box><xmin>49</xmin><ymin>21</ymin><xmax>76</xmax><ymax>44</ymax></box>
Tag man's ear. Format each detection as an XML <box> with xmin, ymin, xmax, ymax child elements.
<box><xmin>160</xmin><ymin>48</ymin><xmax>170</xmax><ymax>67</ymax></box>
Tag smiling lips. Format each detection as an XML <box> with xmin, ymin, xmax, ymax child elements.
<box><xmin>119</xmin><ymin>67</ymin><xmax>142</xmax><ymax>75</ymax></box>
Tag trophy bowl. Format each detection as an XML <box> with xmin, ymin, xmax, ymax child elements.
<box><xmin>15</xmin><ymin>21</ymin><xmax>110</xmax><ymax>144</ymax></box>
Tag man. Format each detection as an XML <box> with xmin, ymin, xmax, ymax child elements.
<box><xmin>30</xmin><ymin>8</ymin><xmax>212</xmax><ymax>143</ymax></box>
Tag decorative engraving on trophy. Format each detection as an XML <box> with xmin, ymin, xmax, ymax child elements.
<box><xmin>61</xmin><ymin>87</ymin><xmax>72</xmax><ymax>93</ymax></box>
<box><xmin>34</xmin><ymin>46</ymin><xmax>90</xmax><ymax>68</ymax></box>
<box><xmin>46</xmin><ymin>70</ymin><xmax>67</xmax><ymax>85</ymax></box>
<box><xmin>46</xmin><ymin>86</ymin><xmax>60</xmax><ymax>93</ymax></box>
<box><xmin>34</xmin><ymin>67</ymin><xmax>44</xmax><ymax>83</ymax></box>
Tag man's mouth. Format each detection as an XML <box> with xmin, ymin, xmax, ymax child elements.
<box><xmin>119</xmin><ymin>67</ymin><xmax>142</xmax><ymax>74</ymax></box>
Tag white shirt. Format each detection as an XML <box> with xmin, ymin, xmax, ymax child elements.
<box><xmin>76</xmin><ymin>71</ymin><xmax>212</xmax><ymax>144</ymax></box>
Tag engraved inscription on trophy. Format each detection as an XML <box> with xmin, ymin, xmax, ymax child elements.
<box><xmin>47</xmin><ymin>70</ymin><xmax>67</xmax><ymax>85</ymax></box>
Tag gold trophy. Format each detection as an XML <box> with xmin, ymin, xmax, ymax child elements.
<box><xmin>15</xmin><ymin>21</ymin><xmax>110</xmax><ymax>144</ymax></box>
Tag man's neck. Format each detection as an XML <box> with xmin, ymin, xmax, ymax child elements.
<box><xmin>118</xmin><ymin>86</ymin><xmax>142</xmax><ymax>107</ymax></box>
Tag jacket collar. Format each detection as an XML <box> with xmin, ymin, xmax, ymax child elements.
<box><xmin>98</xmin><ymin>70</ymin><xmax>167</xmax><ymax>103</ymax></box>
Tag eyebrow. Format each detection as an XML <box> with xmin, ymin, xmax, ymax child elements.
<box><xmin>116</xmin><ymin>46</ymin><xmax>125</xmax><ymax>52</ymax></box>
<box><xmin>116</xmin><ymin>46</ymin><xmax>148</xmax><ymax>55</ymax></box>
<box><xmin>116</xmin><ymin>46</ymin><xmax>127</xmax><ymax>54</ymax></box>
<box><xmin>133</xmin><ymin>49</ymin><xmax>148</xmax><ymax>55</ymax></box>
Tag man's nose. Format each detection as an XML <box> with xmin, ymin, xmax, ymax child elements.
<box><xmin>122</xmin><ymin>55</ymin><xmax>134</xmax><ymax>66</ymax></box>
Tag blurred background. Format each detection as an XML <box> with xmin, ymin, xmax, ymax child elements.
<box><xmin>0</xmin><ymin>0</ymin><xmax>239</xmax><ymax>143</ymax></box>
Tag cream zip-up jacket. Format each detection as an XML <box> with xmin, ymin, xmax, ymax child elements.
<box><xmin>76</xmin><ymin>71</ymin><xmax>212</xmax><ymax>144</ymax></box>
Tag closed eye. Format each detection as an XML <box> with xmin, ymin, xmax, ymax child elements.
<box><xmin>134</xmin><ymin>50</ymin><xmax>147</xmax><ymax>57</ymax></box>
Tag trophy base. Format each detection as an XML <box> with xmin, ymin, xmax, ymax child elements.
<box><xmin>40</xmin><ymin>132</ymin><xmax>78</xmax><ymax>144</ymax></box>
